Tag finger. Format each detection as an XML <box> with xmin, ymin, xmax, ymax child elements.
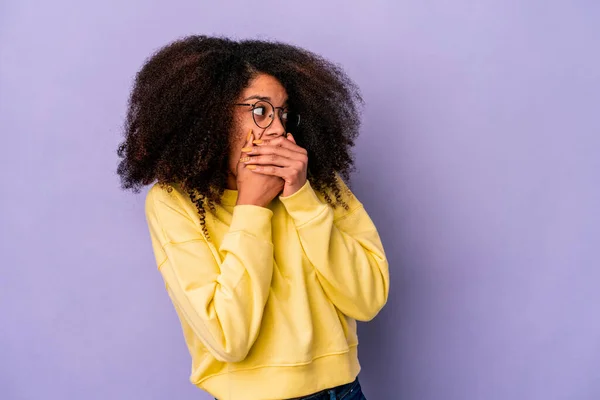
<box><xmin>245</xmin><ymin>145</ymin><xmax>304</xmax><ymax>162</ymax></box>
<box><xmin>287</xmin><ymin>133</ymin><xmax>296</xmax><ymax>144</ymax></box>
<box><xmin>240</xmin><ymin>129</ymin><xmax>254</xmax><ymax>164</ymax></box>
<box><xmin>248</xmin><ymin>165</ymin><xmax>289</xmax><ymax>179</ymax></box>
<box><xmin>249</xmin><ymin>165</ymin><xmax>304</xmax><ymax>185</ymax></box>
<box><xmin>244</xmin><ymin>154</ymin><xmax>295</xmax><ymax>168</ymax></box>
<box><xmin>241</xmin><ymin>129</ymin><xmax>254</xmax><ymax>151</ymax></box>
<box><xmin>255</xmin><ymin>136</ymin><xmax>307</xmax><ymax>155</ymax></box>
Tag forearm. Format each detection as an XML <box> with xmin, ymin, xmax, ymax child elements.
<box><xmin>147</xmin><ymin>194</ymin><xmax>275</xmax><ymax>362</ymax></box>
<box><xmin>279</xmin><ymin>180</ymin><xmax>389</xmax><ymax>321</ymax></box>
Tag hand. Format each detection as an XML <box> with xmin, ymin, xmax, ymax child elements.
<box><xmin>236</xmin><ymin>130</ymin><xmax>285</xmax><ymax>207</ymax></box>
<box><xmin>242</xmin><ymin>133</ymin><xmax>308</xmax><ymax>197</ymax></box>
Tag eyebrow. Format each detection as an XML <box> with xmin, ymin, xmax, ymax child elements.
<box><xmin>242</xmin><ymin>95</ymin><xmax>288</xmax><ymax>107</ymax></box>
<box><xmin>242</xmin><ymin>95</ymin><xmax>270</xmax><ymax>102</ymax></box>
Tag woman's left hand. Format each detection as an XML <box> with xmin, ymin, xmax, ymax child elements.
<box><xmin>241</xmin><ymin>133</ymin><xmax>308</xmax><ymax>197</ymax></box>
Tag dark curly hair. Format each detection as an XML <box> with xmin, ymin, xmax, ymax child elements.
<box><xmin>117</xmin><ymin>35</ymin><xmax>362</xmax><ymax>237</ymax></box>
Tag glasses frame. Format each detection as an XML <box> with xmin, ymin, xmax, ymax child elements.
<box><xmin>235</xmin><ymin>100</ymin><xmax>300</xmax><ymax>130</ymax></box>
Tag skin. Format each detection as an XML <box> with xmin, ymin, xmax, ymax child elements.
<box><xmin>229</xmin><ymin>74</ymin><xmax>308</xmax><ymax>207</ymax></box>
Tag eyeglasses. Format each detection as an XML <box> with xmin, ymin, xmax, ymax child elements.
<box><xmin>235</xmin><ymin>100</ymin><xmax>301</xmax><ymax>130</ymax></box>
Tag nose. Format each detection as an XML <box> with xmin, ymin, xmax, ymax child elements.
<box><xmin>262</xmin><ymin>112</ymin><xmax>286</xmax><ymax>138</ymax></box>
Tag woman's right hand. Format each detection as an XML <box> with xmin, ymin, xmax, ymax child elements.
<box><xmin>236</xmin><ymin>130</ymin><xmax>284</xmax><ymax>207</ymax></box>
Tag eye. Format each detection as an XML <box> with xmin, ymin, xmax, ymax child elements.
<box><xmin>281</xmin><ymin>111</ymin><xmax>289</xmax><ymax>121</ymax></box>
<box><xmin>252</xmin><ymin>106</ymin><xmax>267</xmax><ymax>116</ymax></box>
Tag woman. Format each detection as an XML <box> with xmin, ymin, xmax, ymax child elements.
<box><xmin>117</xmin><ymin>35</ymin><xmax>389</xmax><ymax>400</ymax></box>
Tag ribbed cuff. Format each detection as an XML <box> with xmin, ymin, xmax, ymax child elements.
<box><xmin>279</xmin><ymin>180</ymin><xmax>328</xmax><ymax>226</ymax></box>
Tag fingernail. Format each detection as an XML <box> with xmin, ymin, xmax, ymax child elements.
<box><xmin>241</xmin><ymin>147</ymin><xmax>253</xmax><ymax>152</ymax></box>
<box><xmin>246</xmin><ymin>165</ymin><xmax>257</xmax><ymax>170</ymax></box>
<box><xmin>240</xmin><ymin>156</ymin><xmax>251</xmax><ymax>162</ymax></box>
<box><xmin>247</xmin><ymin>130</ymin><xmax>253</xmax><ymax>141</ymax></box>
<box><xmin>252</xmin><ymin>140</ymin><xmax>263</xmax><ymax>144</ymax></box>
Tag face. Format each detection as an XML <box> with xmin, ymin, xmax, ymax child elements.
<box><xmin>228</xmin><ymin>73</ymin><xmax>289</xmax><ymax>183</ymax></box>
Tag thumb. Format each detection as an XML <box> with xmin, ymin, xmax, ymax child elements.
<box><xmin>286</xmin><ymin>132</ymin><xmax>296</xmax><ymax>144</ymax></box>
<box><xmin>245</xmin><ymin>129</ymin><xmax>254</xmax><ymax>147</ymax></box>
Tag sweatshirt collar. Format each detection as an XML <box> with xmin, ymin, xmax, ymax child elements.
<box><xmin>221</xmin><ymin>189</ymin><xmax>238</xmax><ymax>206</ymax></box>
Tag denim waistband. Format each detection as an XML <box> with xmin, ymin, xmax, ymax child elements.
<box><xmin>288</xmin><ymin>378</ymin><xmax>359</xmax><ymax>400</ymax></box>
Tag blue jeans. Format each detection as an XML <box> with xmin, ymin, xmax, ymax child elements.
<box><xmin>288</xmin><ymin>378</ymin><xmax>366</xmax><ymax>400</ymax></box>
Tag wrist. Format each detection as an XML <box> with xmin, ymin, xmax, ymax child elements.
<box><xmin>236</xmin><ymin>196</ymin><xmax>270</xmax><ymax>208</ymax></box>
<box><xmin>282</xmin><ymin>182</ymin><xmax>305</xmax><ymax>197</ymax></box>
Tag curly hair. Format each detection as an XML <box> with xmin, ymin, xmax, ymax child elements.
<box><xmin>117</xmin><ymin>35</ymin><xmax>362</xmax><ymax>238</ymax></box>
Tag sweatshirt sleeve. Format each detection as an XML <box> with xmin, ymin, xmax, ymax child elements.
<box><xmin>145</xmin><ymin>185</ymin><xmax>274</xmax><ymax>363</ymax></box>
<box><xmin>278</xmin><ymin>177</ymin><xmax>389</xmax><ymax>321</ymax></box>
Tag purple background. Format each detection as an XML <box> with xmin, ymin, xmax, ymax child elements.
<box><xmin>1</xmin><ymin>1</ymin><xmax>599</xmax><ymax>399</ymax></box>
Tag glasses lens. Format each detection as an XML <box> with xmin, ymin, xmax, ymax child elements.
<box><xmin>286</xmin><ymin>112</ymin><xmax>300</xmax><ymax>127</ymax></box>
<box><xmin>252</xmin><ymin>101</ymin><xmax>273</xmax><ymax>128</ymax></box>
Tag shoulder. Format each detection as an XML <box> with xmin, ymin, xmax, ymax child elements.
<box><xmin>145</xmin><ymin>182</ymin><xmax>193</xmax><ymax>220</ymax></box>
<box><xmin>314</xmin><ymin>174</ymin><xmax>363</xmax><ymax>217</ymax></box>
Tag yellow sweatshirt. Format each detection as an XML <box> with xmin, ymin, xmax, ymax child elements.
<box><xmin>144</xmin><ymin>177</ymin><xmax>389</xmax><ymax>400</ymax></box>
